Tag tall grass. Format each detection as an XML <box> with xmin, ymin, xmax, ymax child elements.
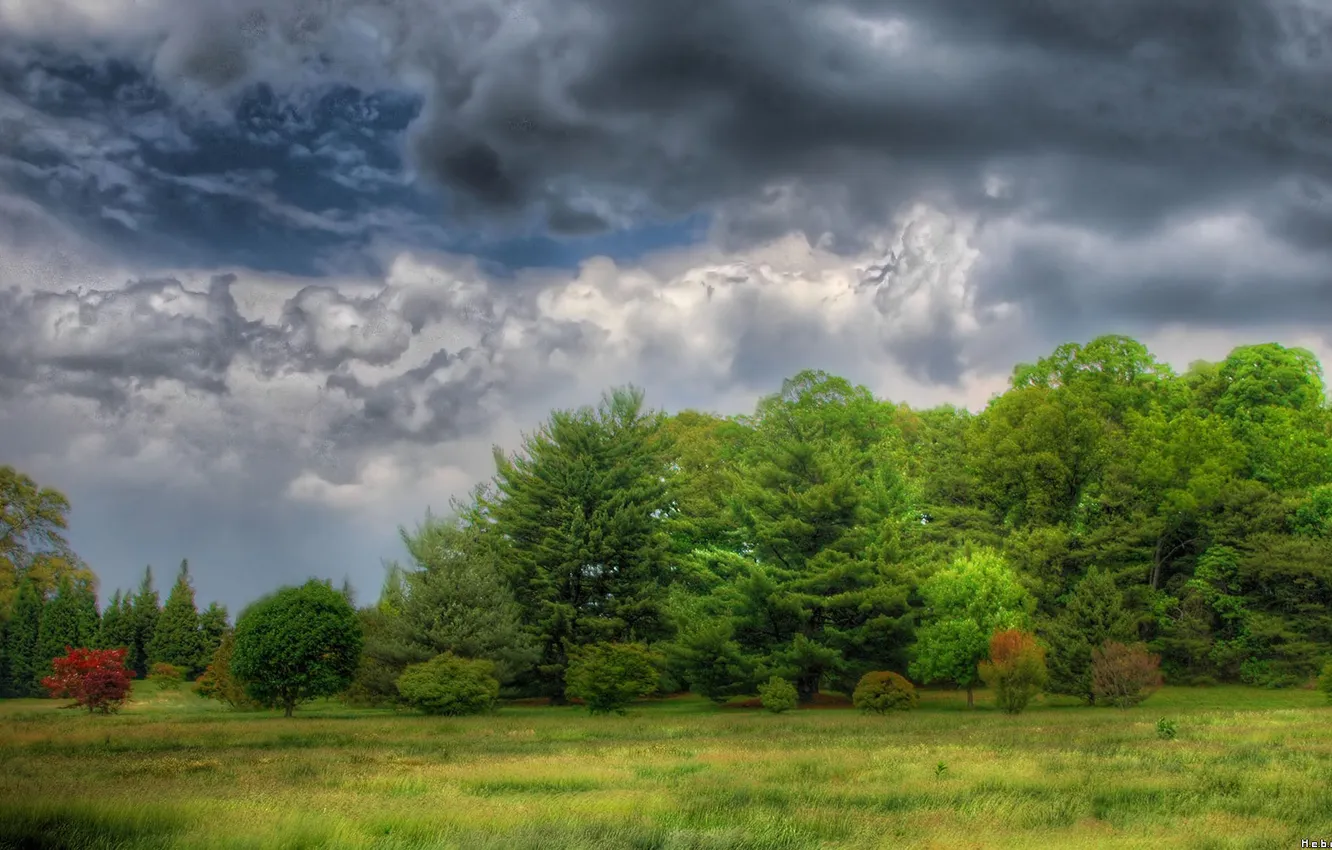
<box><xmin>1</xmin><ymin>684</ymin><xmax>1329</xmax><ymax>848</ymax></box>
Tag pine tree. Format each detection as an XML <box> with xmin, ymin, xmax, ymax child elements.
<box><xmin>129</xmin><ymin>567</ymin><xmax>160</xmax><ymax>679</ymax></box>
<box><xmin>148</xmin><ymin>560</ymin><xmax>205</xmax><ymax>675</ymax></box>
<box><xmin>36</xmin><ymin>575</ymin><xmax>83</xmax><ymax>683</ymax></box>
<box><xmin>491</xmin><ymin>387</ymin><xmax>675</xmax><ymax>700</ymax></box>
<box><xmin>199</xmin><ymin>602</ymin><xmax>229</xmax><ymax>661</ymax></box>
<box><xmin>6</xmin><ymin>580</ymin><xmax>43</xmax><ymax>696</ymax></box>
<box><xmin>73</xmin><ymin>577</ymin><xmax>99</xmax><ymax>648</ymax></box>
<box><xmin>1043</xmin><ymin>568</ymin><xmax>1136</xmax><ymax>704</ymax></box>
<box><xmin>96</xmin><ymin>591</ymin><xmax>134</xmax><ymax>651</ymax></box>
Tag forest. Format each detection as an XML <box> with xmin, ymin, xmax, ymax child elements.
<box><xmin>2</xmin><ymin>334</ymin><xmax>1331</xmax><ymax>711</ymax></box>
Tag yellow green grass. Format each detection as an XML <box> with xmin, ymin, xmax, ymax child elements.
<box><xmin>2</xmin><ymin>685</ymin><xmax>1330</xmax><ymax>849</ymax></box>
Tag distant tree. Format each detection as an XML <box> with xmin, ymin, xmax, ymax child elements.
<box><xmin>564</xmin><ymin>642</ymin><xmax>662</xmax><ymax>715</ymax></box>
<box><xmin>978</xmin><ymin>629</ymin><xmax>1048</xmax><ymax>715</ymax></box>
<box><xmin>910</xmin><ymin>549</ymin><xmax>1033</xmax><ymax>708</ymax></box>
<box><xmin>195</xmin><ymin>631</ymin><xmax>255</xmax><ymax>709</ymax></box>
<box><xmin>73</xmin><ymin>578</ymin><xmax>99</xmax><ymax>648</ymax></box>
<box><xmin>1043</xmin><ymin>568</ymin><xmax>1136</xmax><ymax>704</ymax></box>
<box><xmin>0</xmin><ymin>467</ymin><xmax>88</xmax><ymax>609</ymax></box>
<box><xmin>42</xmin><ymin>647</ymin><xmax>133</xmax><ymax>714</ymax></box>
<box><xmin>148</xmin><ymin>561</ymin><xmax>205</xmax><ymax>676</ymax></box>
<box><xmin>36</xmin><ymin>576</ymin><xmax>82</xmax><ymax>683</ymax></box>
<box><xmin>95</xmin><ymin>591</ymin><xmax>135</xmax><ymax>653</ymax></box>
<box><xmin>1091</xmin><ymin>642</ymin><xmax>1164</xmax><ymax>709</ymax></box>
<box><xmin>395</xmin><ymin>654</ymin><xmax>499</xmax><ymax>716</ymax></box>
<box><xmin>674</xmin><ymin>622</ymin><xmax>754</xmax><ymax>703</ymax></box>
<box><xmin>198</xmin><ymin>602</ymin><xmax>229</xmax><ymax>660</ymax></box>
<box><xmin>231</xmin><ymin>580</ymin><xmax>363</xmax><ymax>717</ymax></box>
<box><xmin>147</xmin><ymin>662</ymin><xmax>185</xmax><ymax>691</ymax></box>
<box><xmin>128</xmin><ymin>567</ymin><xmax>160</xmax><ymax>679</ymax></box>
<box><xmin>3</xmin><ymin>579</ymin><xmax>43</xmax><ymax>697</ymax></box>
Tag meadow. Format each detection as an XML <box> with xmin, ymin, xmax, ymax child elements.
<box><xmin>2</xmin><ymin>686</ymin><xmax>1330</xmax><ymax>849</ymax></box>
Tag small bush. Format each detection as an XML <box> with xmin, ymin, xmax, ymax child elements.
<box><xmin>147</xmin><ymin>663</ymin><xmax>184</xmax><ymax>691</ymax></box>
<box><xmin>42</xmin><ymin>648</ymin><xmax>134</xmax><ymax>714</ymax></box>
<box><xmin>396</xmin><ymin>654</ymin><xmax>500</xmax><ymax>716</ymax></box>
<box><xmin>757</xmin><ymin>676</ymin><xmax>798</xmax><ymax>714</ymax></box>
<box><xmin>1091</xmin><ymin>641</ymin><xmax>1163</xmax><ymax>708</ymax></box>
<box><xmin>195</xmin><ymin>632</ymin><xmax>260</xmax><ymax>709</ymax></box>
<box><xmin>565</xmin><ymin>643</ymin><xmax>662</xmax><ymax>715</ymax></box>
<box><xmin>852</xmin><ymin>671</ymin><xmax>918</xmax><ymax>714</ymax></box>
<box><xmin>978</xmin><ymin>629</ymin><xmax>1048</xmax><ymax>715</ymax></box>
<box><xmin>1156</xmin><ymin>718</ymin><xmax>1178</xmax><ymax>740</ymax></box>
<box><xmin>1317</xmin><ymin>662</ymin><xmax>1332</xmax><ymax>702</ymax></box>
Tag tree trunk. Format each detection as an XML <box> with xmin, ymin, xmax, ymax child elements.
<box><xmin>284</xmin><ymin>701</ymin><xmax>295</xmax><ymax>718</ymax></box>
<box><xmin>966</xmin><ymin>683</ymin><xmax>974</xmax><ymax>709</ymax></box>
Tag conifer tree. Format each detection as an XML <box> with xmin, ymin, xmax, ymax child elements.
<box><xmin>129</xmin><ymin>567</ymin><xmax>160</xmax><ymax>679</ymax></box>
<box><xmin>199</xmin><ymin>602</ymin><xmax>229</xmax><ymax>660</ymax></box>
<box><xmin>1042</xmin><ymin>568</ymin><xmax>1136</xmax><ymax>704</ymax></box>
<box><xmin>4</xmin><ymin>579</ymin><xmax>43</xmax><ymax>696</ymax></box>
<box><xmin>96</xmin><ymin>591</ymin><xmax>135</xmax><ymax>651</ymax></box>
<box><xmin>73</xmin><ymin>577</ymin><xmax>99</xmax><ymax>648</ymax></box>
<box><xmin>36</xmin><ymin>575</ymin><xmax>82</xmax><ymax>681</ymax></box>
<box><xmin>149</xmin><ymin>560</ymin><xmax>205</xmax><ymax>675</ymax></box>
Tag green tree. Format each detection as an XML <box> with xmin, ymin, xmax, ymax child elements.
<box><xmin>95</xmin><ymin>591</ymin><xmax>135</xmax><ymax>652</ymax></box>
<box><xmin>128</xmin><ymin>567</ymin><xmax>160</xmax><ymax>679</ymax></box>
<box><xmin>910</xmin><ymin>548</ymin><xmax>1033</xmax><ymax>708</ymax></box>
<box><xmin>395</xmin><ymin>654</ymin><xmax>500</xmax><ymax>716</ymax></box>
<box><xmin>0</xmin><ymin>467</ymin><xmax>86</xmax><ymax>610</ymax></box>
<box><xmin>564</xmin><ymin>642</ymin><xmax>662</xmax><ymax>715</ymax></box>
<box><xmin>1043</xmin><ymin>568</ymin><xmax>1136</xmax><ymax>703</ymax></box>
<box><xmin>491</xmin><ymin>386</ymin><xmax>675</xmax><ymax>701</ymax></box>
<box><xmin>231</xmin><ymin>579</ymin><xmax>363</xmax><ymax>717</ymax></box>
<box><xmin>36</xmin><ymin>576</ymin><xmax>83</xmax><ymax>682</ymax></box>
<box><xmin>195</xmin><ymin>630</ymin><xmax>256</xmax><ymax>709</ymax></box>
<box><xmin>148</xmin><ymin>561</ymin><xmax>205</xmax><ymax>675</ymax></box>
<box><xmin>198</xmin><ymin>602</ymin><xmax>229</xmax><ymax>660</ymax></box>
<box><xmin>3</xmin><ymin>579</ymin><xmax>43</xmax><ymax>697</ymax></box>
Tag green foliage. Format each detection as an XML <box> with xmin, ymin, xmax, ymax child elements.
<box><xmin>231</xmin><ymin>580</ymin><xmax>363</xmax><ymax>717</ymax></box>
<box><xmin>147</xmin><ymin>662</ymin><xmax>184</xmax><ymax>690</ymax></box>
<box><xmin>1318</xmin><ymin>661</ymin><xmax>1332</xmax><ymax>703</ymax></box>
<box><xmin>195</xmin><ymin>631</ymin><xmax>256</xmax><ymax>709</ymax></box>
<box><xmin>1156</xmin><ymin>717</ymin><xmax>1178</xmax><ymax>740</ymax></box>
<box><xmin>1044</xmin><ymin>568</ymin><xmax>1136</xmax><ymax>703</ymax></box>
<box><xmin>757</xmin><ymin>676</ymin><xmax>798</xmax><ymax>714</ymax></box>
<box><xmin>910</xmin><ymin>548</ymin><xmax>1033</xmax><ymax>707</ymax></box>
<box><xmin>852</xmin><ymin>671</ymin><xmax>918</xmax><ymax>713</ymax></box>
<box><xmin>673</xmin><ymin>622</ymin><xmax>754</xmax><ymax>703</ymax></box>
<box><xmin>395</xmin><ymin>653</ymin><xmax>500</xmax><ymax>716</ymax></box>
<box><xmin>564</xmin><ymin>642</ymin><xmax>662</xmax><ymax>715</ymax></box>
<box><xmin>198</xmin><ymin>602</ymin><xmax>228</xmax><ymax>661</ymax></box>
<box><xmin>3</xmin><ymin>579</ymin><xmax>43</xmax><ymax>697</ymax></box>
<box><xmin>148</xmin><ymin>561</ymin><xmax>205</xmax><ymax>676</ymax></box>
<box><xmin>491</xmin><ymin>387</ymin><xmax>675</xmax><ymax>700</ymax></box>
<box><xmin>35</xmin><ymin>576</ymin><xmax>83</xmax><ymax>683</ymax></box>
<box><xmin>128</xmin><ymin>568</ymin><xmax>160</xmax><ymax>680</ymax></box>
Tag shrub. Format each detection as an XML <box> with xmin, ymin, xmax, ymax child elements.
<box><xmin>978</xmin><ymin>629</ymin><xmax>1048</xmax><ymax>715</ymax></box>
<box><xmin>1317</xmin><ymin>661</ymin><xmax>1332</xmax><ymax>703</ymax></box>
<box><xmin>565</xmin><ymin>643</ymin><xmax>662</xmax><ymax>715</ymax></box>
<box><xmin>231</xmin><ymin>580</ymin><xmax>363</xmax><ymax>717</ymax></box>
<box><xmin>852</xmin><ymin>671</ymin><xmax>919</xmax><ymax>714</ymax></box>
<box><xmin>147</xmin><ymin>662</ymin><xmax>184</xmax><ymax>691</ymax></box>
<box><xmin>1091</xmin><ymin>641</ymin><xmax>1163</xmax><ymax>709</ymax></box>
<box><xmin>757</xmin><ymin>676</ymin><xmax>798</xmax><ymax>714</ymax></box>
<box><xmin>1156</xmin><ymin>718</ymin><xmax>1178</xmax><ymax>740</ymax></box>
<box><xmin>42</xmin><ymin>647</ymin><xmax>134</xmax><ymax>714</ymax></box>
<box><xmin>195</xmin><ymin>631</ymin><xmax>259</xmax><ymax>709</ymax></box>
<box><xmin>396</xmin><ymin>654</ymin><xmax>500</xmax><ymax>716</ymax></box>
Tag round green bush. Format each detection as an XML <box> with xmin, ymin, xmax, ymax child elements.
<box><xmin>757</xmin><ymin>676</ymin><xmax>798</xmax><ymax>713</ymax></box>
<box><xmin>396</xmin><ymin>653</ymin><xmax>500</xmax><ymax>716</ymax></box>
<box><xmin>852</xmin><ymin>671</ymin><xmax>919</xmax><ymax>714</ymax></box>
<box><xmin>565</xmin><ymin>643</ymin><xmax>663</xmax><ymax>715</ymax></box>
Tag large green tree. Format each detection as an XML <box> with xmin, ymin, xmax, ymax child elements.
<box><xmin>128</xmin><ymin>567</ymin><xmax>160</xmax><ymax>679</ymax></box>
<box><xmin>2</xmin><ymin>579</ymin><xmax>43</xmax><ymax>697</ymax></box>
<box><xmin>149</xmin><ymin>561</ymin><xmax>206</xmax><ymax>675</ymax></box>
<box><xmin>1042</xmin><ymin>568</ymin><xmax>1136</xmax><ymax>703</ymax></box>
<box><xmin>232</xmin><ymin>579</ymin><xmax>363</xmax><ymax>717</ymax></box>
<box><xmin>490</xmin><ymin>386</ymin><xmax>675</xmax><ymax>701</ymax></box>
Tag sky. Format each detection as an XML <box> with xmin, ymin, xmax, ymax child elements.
<box><xmin>2</xmin><ymin>0</ymin><xmax>1331</xmax><ymax>615</ymax></box>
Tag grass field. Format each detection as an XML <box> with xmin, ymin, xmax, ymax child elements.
<box><xmin>2</xmin><ymin>684</ymin><xmax>1330</xmax><ymax>849</ymax></box>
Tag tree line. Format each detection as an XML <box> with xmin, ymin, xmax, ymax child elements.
<box><xmin>3</xmin><ymin>335</ymin><xmax>1331</xmax><ymax>713</ymax></box>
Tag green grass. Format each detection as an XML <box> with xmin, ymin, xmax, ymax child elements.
<box><xmin>2</xmin><ymin>684</ymin><xmax>1330</xmax><ymax>848</ymax></box>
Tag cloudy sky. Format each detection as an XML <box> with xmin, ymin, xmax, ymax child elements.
<box><xmin>2</xmin><ymin>0</ymin><xmax>1331</xmax><ymax>613</ymax></box>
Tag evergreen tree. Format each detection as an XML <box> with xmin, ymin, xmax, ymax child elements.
<box><xmin>36</xmin><ymin>575</ymin><xmax>82</xmax><ymax>682</ymax></box>
<box><xmin>199</xmin><ymin>602</ymin><xmax>229</xmax><ymax>660</ymax></box>
<box><xmin>73</xmin><ymin>577</ymin><xmax>99</xmax><ymax>648</ymax></box>
<box><xmin>149</xmin><ymin>560</ymin><xmax>205</xmax><ymax>675</ymax></box>
<box><xmin>491</xmin><ymin>386</ymin><xmax>675</xmax><ymax>701</ymax></box>
<box><xmin>7</xmin><ymin>579</ymin><xmax>43</xmax><ymax>696</ymax></box>
<box><xmin>129</xmin><ymin>567</ymin><xmax>160</xmax><ymax>679</ymax></box>
<box><xmin>96</xmin><ymin>591</ymin><xmax>136</xmax><ymax>652</ymax></box>
<box><xmin>1043</xmin><ymin>568</ymin><xmax>1136</xmax><ymax>704</ymax></box>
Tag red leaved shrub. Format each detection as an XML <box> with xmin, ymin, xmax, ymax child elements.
<box><xmin>42</xmin><ymin>647</ymin><xmax>135</xmax><ymax>714</ymax></box>
<box><xmin>1090</xmin><ymin>641</ymin><xmax>1163</xmax><ymax>709</ymax></box>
